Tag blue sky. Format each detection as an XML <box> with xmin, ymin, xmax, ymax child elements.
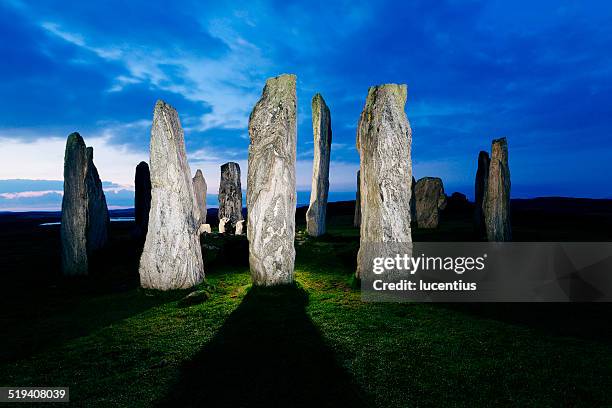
<box><xmin>0</xmin><ymin>0</ymin><xmax>611</xmax><ymax>210</ymax></box>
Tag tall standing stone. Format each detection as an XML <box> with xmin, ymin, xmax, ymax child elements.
<box><xmin>247</xmin><ymin>74</ymin><xmax>297</xmax><ymax>286</ymax></box>
<box><xmin>414</xmin><ymin>177</ymin><xmax>447</xmax><ymax>229</ymax></box>
<box><xmin>474</xmin><ymin>151</ymin><xmax>490</xmax><ymax>239</ymax></box>
<box><xmin>61</xmin><ymin>132</ymin><xmax>89</xmax><ymax>276</ymax></box>
<box><xmin>193</xmin><ymin>169</ymin><xmax>207</xmax><ymax>224</ymax></box>
<box><xmin>356</xmin><ymin>84</ymin><xmax>412</xmax><ymax>279</ymax></box>
<box><xmin>218</xmin><ymin>162</ymin><xmax>243</xmax><ymax>227</ymax></box>
<box><xmin>85</xmin><ymin>147</ymin><xmax>109</xmax><ymax>253</ymax></box>
<box><xmin>134</xmin><ymin>161</ymin><xmax>152</xmax><ymax>239</ymax></box>
<box><xmin>306</xmin><ymin>93</ymin><xmax>332</xmax><ymax>237</ymax></box>
<box><xmin>484</xmin><ymin>137</ymin><xmax>511</xmax><ymax>241</ymax></box>
<box><xmin>353</xmin><ymin>170</ymin><xmax>361</xmax><ymax>228</ymax></box>
<box><xmin>139</xmin><ymin>100</ymin><xmax>204</xmax><ymax>290</ymax></box>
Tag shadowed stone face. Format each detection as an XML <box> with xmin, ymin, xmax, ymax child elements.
<box><xmin>61</xmin><ymin>132</ymin><xmax>89</xmax><ymax>276</ymax></box>
<box><xmin>218</xmin><ymin>162</ymin><xmax>242</xmax><ymax>228</ymax></box>
<box><xmin>61</xmin><ymin>134</ymin><xmax>109</xmax><ymax>275</ymax></box>
<box><xmin>139</xmin><ymin>100</ymin><xmax>204</xmax><ymax>290</ymax></box>
<box><xmin>134</xmin><ymin>161</ymin><xmax>152</xmax><ymax>238</ymax></box>
<box><xmin>354</xmin><ymin>170</ymin><xmax>361</xmax><ymax>228</ymax></box>
<box><xmin>85</xmin><ymin>147</ymin><xmax>109</xmax><ymax>253</ymax></box>
<box><xmin>474</xmin><ymin>151</ymin><xmax>490</xmax><ymax>238</ymax></box>
<box><xmin>193</xmin><ymin>169</ymin><xmax>207</xmax><ymax>224</ymax></box>
<box><xmin>306</xmin><ymin>93</ymin><xmax>332</xmax><ymax>237</ymax></box>
<box><xmin>356</xmin><ymin>84</ymin><xmax>413</xmax><ymax>279</ymax></box>
<box><xmin>414</xmin><ymin>177</ymin><xmax>447</xmax><ymax>229</ymax></box>
<box><xmin>247</xmin><ymin>74</ymin><xmax>297</xmax><ymax>286</ymax></box>
<box><xmin>484</xmin><ymin>137</ymin><xmax>512</xmax><ymax>241</ymax></box>
<box><xmin>410</xmin><ymin>176</ymin><xmax>416</xmax><ymax>224</ymax></box>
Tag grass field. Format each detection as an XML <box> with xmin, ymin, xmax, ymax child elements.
<box><xmin>1</xmin><ymin>200</ymin><xmax>612</xmax><ymax>406</ymax></box>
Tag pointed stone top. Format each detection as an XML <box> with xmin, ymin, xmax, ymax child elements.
<box><xmin>491</xmin><ymin>137</ymin><xmax>508</xmax><ymax>158</ymax></box>
<box><xmin>137</xmin><ymin>161</ymin><xmax>149</xmax><ymax>169</ymax></box>
<box><xmin>194</xmin><ymin>169</ymin><xmax>203</xmax><ymax>178</ymax></box>
<box><xmin>312</xmin><ymin>93</ymin><xmax>329</xmax><ymax>111</ymax></box>
<box><xmin>86</xmin><ymin>146</ymin><xmax>94</xmax><ymax>161</ymax></box>
<box><xmin>66</xmin><ymin>132</ymin><xmax>85</xmax><ymax>148</ymax></box>
<box><xmin>154</xmin><ymin>99</ymin><xmax>175</xmax><ymax>112</ymax></box>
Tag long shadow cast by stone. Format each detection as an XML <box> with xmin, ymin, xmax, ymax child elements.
<box><xmin>158</xmin><ymin>284</ymin><xmax>372</xmax><ymax>407</ymax></box>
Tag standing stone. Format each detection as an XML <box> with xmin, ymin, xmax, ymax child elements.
<box><xmin>414</xmin><ymin>177</ymin><xmax>447</xmax><ymax>229</ymax></box>
<box><xmin>474</xmin><ymin>151</ymin><xmax>490</xmax><ymax>238</ymax></box>
<box><xmin>306</xmin><ymin>93</ymin><xmax>332</xmax><ymax>237</ymax></box>
<box><xmin>356</xmin><ymin>84</ymin><xmax>412</xmax><ymax>279</ymax></box>
<box><xmin>219</xmin><ymin>217</ymin><xmax>229</xmax><ymax>234</ymax></box>
<box><xmin>134</xmin><ymin>161</ymin><xmax>152</xmax><ymax>239</ymax></box>
<box><xmin>235</xmin><ymin>220</ymin><xmax>245</xmax><ymax>235</ymax></box>
<box><xmin>218</xmin><ymin>162</ymin><xmax>243</xmax><ymax>228</ymax></box>
<box><xmin>247</xmin><ymin>74</ymin><xmax>297</xmax><ymax>286</ymax></box>
<box><xmin>193</xmin><ymin>169</ymin><xmax>207</xmax><ymax>224</ymax></box>
<box><xmin>410</xmin><ymin>176</ymin><xmax>417</xmax><ymax>224</ymax></box>
<box><xmin>61</xmin><ymin>132</ymin><xmax>89</xmax><ymax>276</ymax></box>
<box><xmin>85</xmin><ymin>147</ymin><xmax>109</xmax><ymax>253</ymax></box>
<box><xmin>353</xmin><ymin>170</ymin><xmax>361</xmax><ymax>228</ymax></box>
<box><xmin>139</xmin><ymin>100</ymin><xmax>204</xmax><ymax>290</ymax></box>
<box><xmin>484</xmin><ymin>137</ymin><xmax>511</xmax><ymax>241</ymax></box>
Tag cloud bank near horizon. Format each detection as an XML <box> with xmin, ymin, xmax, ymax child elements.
<box><xmin>1</xmin><ymin>0</ymin><xmax>611</xmax><ymax>210</ymax></box>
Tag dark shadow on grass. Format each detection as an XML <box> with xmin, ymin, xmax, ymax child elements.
<box><xmin>158</xmin><ymin>284</ymin><xmax>372</xmax><ymax>408</ymax></box>
<box><xmin>437</xmin><ymin>302</ymin><xmax>612</xmax><ymax>343</ymax></box>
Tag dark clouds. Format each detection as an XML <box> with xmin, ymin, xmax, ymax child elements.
<box><xmin>1</xmin><ymin>0</ymin><xmax>611</xmax><ymax>200</ymax></box>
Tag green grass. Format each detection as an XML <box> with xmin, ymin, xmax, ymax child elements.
<box><xmin>1</xmin><ymin>218</ymin><xmax>612</xmax><ymax>406</ymax></box>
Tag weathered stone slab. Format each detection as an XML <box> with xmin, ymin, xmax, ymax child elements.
<box><xmin>306</xmin><ymin>93</ymin><xmax>332</xmax><ymax>237</ymax></box>
<box><xmin>355</xmin><ymin>84</ymin><xmax>413</xmax><ymax>279</ymax></box>
<box><xmin>484</xmin><ymin>137</ymin><xmax>512</xmax><ymax>241</ymax></box>
<box><xmin>193</xmin><ymin>169</ymin><xmax>207</xmax><ymax>224</ymax></box>
<box><xmin>415</xmin><ymin>177</ymin><xmax>447</xmax><ymax>229</ymax></box>
<box><xmin>134</xmin><ymin>161</ymin><xmax>152</xmax><ymax>239</ymax></box>
<box><xmin>235</xmin><ymin>220</ymin><xmax>245</xmax><ymax>235</ymax></box>
<box><xmin>219</xmin><ymin>217</ymin><xmax>229</xmax><ymax>234</ymax></box>
<box><xmin>474</xmin><ymin>151</ymin><xmax>490</xmax><ymax>239</ymax></box>
<box><xmin>247</xmin><ymin>74</ymin><xmax>297</xmax><ymax>285</ymax></box>
<box><xmin>139</xmin><ymin>100</ymin><xmax>204</xmax><ymax>290</ymax></box>
<box><xmin>61</xmin><ymin>132</ymin><xmax>89</xmax><ymax>276</ymax></box>
<box><xmin>198</xmin><ymin>224</ymin><xmax>212</xmax><ymax>235</ymax></box>
<box><xmin>219</xmin><ymin>162</ymin><xmax>243</xmax><ymax>229</ymax></box>
<box><xmin>85</xmin><ymin>147</ymin><xmax>109</xmax><ymax>253</ymax></box>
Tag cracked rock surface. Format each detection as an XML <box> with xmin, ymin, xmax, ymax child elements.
<box><xmin>355</xmin><ymin>84</ymin><xmax>413</xmax><ymax>279</ymax></box>
<box><xmin>247</xmin><ymin>74</ymin><xmax>297</xmax><ymax>286</ymax></box>
<box><xmin>139</xmin><ymin>100</ymin><xmax>204</xmax><ymax>290</ymax></box>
